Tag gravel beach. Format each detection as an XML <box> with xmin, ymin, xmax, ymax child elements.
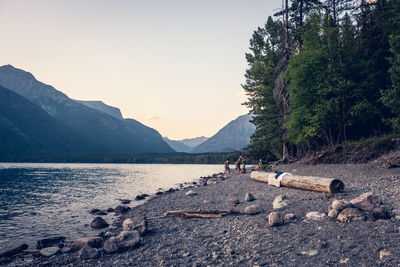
<box><xmin>5</xmin><ymin>163</ymin><xmax>400</xmax><ymax>266</ymax></box>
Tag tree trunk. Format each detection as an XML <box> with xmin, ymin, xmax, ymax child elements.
<box><xmin>250</xmin><ymin>172</ymin><xmax>344</xmax><ymax>194</ymax></box>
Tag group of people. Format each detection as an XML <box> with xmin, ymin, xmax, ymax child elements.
<box><xmin>224</xmin><ymin>155</ymin><xmax>248</xmax><ymax>175</ymax></box>
<box><xmin>224</xmin><ymin>157</ymin><xmax>263</xmax><ymax>175</ymax></box>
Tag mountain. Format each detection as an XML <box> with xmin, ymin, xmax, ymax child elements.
<box><xmin>0</xmin><ymin>65</ymin><xmax>174</xmax><ymax>154</ymax></box>
<box><xmin>162</xmin><ymin>136</ymin><xmax>209</xmax><ymax>153</ymax></box>
<box><xmin>75</xmin><ymin>100</ymin><xmax>123</xmax><ymax>120</ymax></box>
<box><xmin>0</xmin><ymin>84</ymin><xmax>95</xmax><ymax>158</ymax></box>
<box><xmin>192</xmin><ymin>114</ymin><xmax>255</xmax><ymax>153</ymax></box>
<box><xmin>180</xmin><ymin>136</ymin><xmax>209</xmax><ymax>148</ymax></box>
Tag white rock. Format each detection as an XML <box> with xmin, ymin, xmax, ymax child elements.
<box><xmin>185</xmin><ymin>190</ymin><xmax>197</xmax><ymax>196</ymax></box>
<box><xmin>273</xmin><ymin>195</ymin><xmax>288</xmax><ymax>210</ymax></box>
<box><xmin>306</xmin><ymin>211</ymin><xmax>326</xmax><ymax>221</ymax></box>
<box><xmin>40</xmin><ymin>247</ymin><xmax>60</xmax><ymax>257</ymax></box>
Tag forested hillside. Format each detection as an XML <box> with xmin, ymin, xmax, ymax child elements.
<box><xmin>243</xmin><ymin>0</ymin><xmax>400</xmax><ymax>162</ymax></box>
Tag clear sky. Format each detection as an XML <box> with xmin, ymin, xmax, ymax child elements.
<box><xmin>0</xmin><ymin>0</ymin><xmax>282</xmax><ymax>140</ymax></box>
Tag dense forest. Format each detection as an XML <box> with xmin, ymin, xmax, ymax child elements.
<box><xmin>243</xmin><ymin>0</ymin><xmax>400</xmax><ymax>162</ymax></box>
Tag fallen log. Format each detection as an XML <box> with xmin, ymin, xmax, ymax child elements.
<box><xmin>250</xmin><ymin>171</ymin><xmax>344</xmax><ymax>194</ymax></box>
<box><xmin>163</xmin><ymin>209</ymin><xmax>243</xmax><ymax>219</ymax></box>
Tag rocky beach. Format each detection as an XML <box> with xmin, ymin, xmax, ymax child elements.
<box><xmin>2</xmin><ymin>163</ymin><xmax>400</xmax><ymax>266</ymax></box>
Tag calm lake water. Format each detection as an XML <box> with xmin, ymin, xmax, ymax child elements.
<box><xmin>0</xmin><ymin>163</ymin><xmax>224</xmax><ymax>250</ymax></box>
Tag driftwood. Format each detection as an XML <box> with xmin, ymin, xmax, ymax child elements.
<box><xmin>251</xmin><ymin>171</ymin><xmax>344</xmax><ymax>194</ymax></box>
<box><xmin>163</xmin><ymin>210</ymin><xmax>244</xmax><ymax>219</ymax></box>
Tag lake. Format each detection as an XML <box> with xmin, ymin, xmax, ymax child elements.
<box><xmin>0</xmin><ymin>163</ymin><xmax>224</xmax><ymax>250</ymax></box>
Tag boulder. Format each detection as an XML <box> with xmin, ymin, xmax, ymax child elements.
<box><xmin>337</xmin><ymin>208</ymin><xmax>366</xmax><ymax>222</ymax></box>
<box><xmin>40</xmin><ymin>246</ymin><xmax>60</xmax><ymax>257</ymax></box>
<box><xmin>245</xmin><ymin>193</ymin><xmax>255</xmax><ymax>202</ymax></box>
<box><xmin>0</xmin><ymin>244</ymin><xmax>28</xmax><ymax>258</ymax></box>
<box><xmin>372</xmin><ymin>207</ymin><xmax>390</xmax><ymax>220</ymax></box>
<box><xmin>90</xmin><ymin>217</ymin><xmax>109</xmax><ymax>229</ymax></box>
<box><xmin>71</xmin><ymin>236</ymin><xmax>103</xmax><ymax>251</ymax></box>
<box><xmin>228</xmin><ymin>197</ymin><xmax>240</xmax><ymax>205</ymax></box>
<box><xmin>103</xmin><ymin>237</ymin><xmax>120</xmax><ymax>254</ymax></box>
<box><xmin>106</xmin><ymin>207</ymin><xmax>114</xmax><ymax>212</ymax></box>
<box><xmin>244</xmin><ymin>205</ymin><xmax>262</xmax><ymax>215</ymax></box>
<box><xmin>36</xmin><ymin>236</ymin><xmax>65</xmax><ymax>249</ymax></box>
<box><xmin>122</xmin><ymin>216</ymin><xmax>148</xmax><ymax>235</ymax></box>
<box><xmin>268</xmin><ymin>211</ymin><xmax>284</xmax><ymax>227</ymax></box>
<box><xmin>114</xmin><ymin>205</ymin><xmax>131</xmax><ymax>213</ymax></box>
<box><xmin>332</xmin><ymin>199</ymin><xmax>350</xmax><ymax>211</ymax></box>
<box><xmin>306</xmin><ymin>211</ymin><xmax>327</xmax><ymax>221</ymax></box>
<box><xmin>117</xmin><ymin>231</ymin><xmax>141</xmax><ymax>250</ymax></box>
<box><xmin>78</xmin><ymin>247</ymin><xmax>99</xmax><ymax>260</ymax></box>
<box><xmin>350</xmin><ymin>192</ymin><xmax>381</xmax><ymax>212</ymax></box>
<box><xmin>273</xmin><ymin>195</ymin><xmax>288</xmax><ymax>210</ymax></box>
<box><xmin>328</xmin><ymin>209</ymin><xmax>339</xmax><ymax>219</ymax></box>
<box><xmin>185</xmin><ymin>190</ymin><xmax>197</xmax><ymax>196</ymax></box>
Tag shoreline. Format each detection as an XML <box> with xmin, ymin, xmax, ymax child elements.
<box><xmin>4</xmin><ymin>163</ymin><xmax>400</xmax><ymax>266</ymax></box>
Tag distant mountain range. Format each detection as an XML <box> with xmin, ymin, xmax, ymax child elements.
<box><xmin>163</xmin><ymin>136</ymin><xmax>209</xmax><ymax>153</ymax></box>
<box><xmin>0</xmin><ymin>65</ymin><xmax>174</xmax><ymax>159</ymax></box>
<box><xmin>163</xmin><ymin>115</ymin><xmax>255</xmax><ymax>154</ymax></box>
<box><xmin>191</xmin><ymin>114</ymin><xmax>255</xmax><ymax>153</ymax></box>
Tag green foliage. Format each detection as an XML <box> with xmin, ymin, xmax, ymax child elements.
<box><xmin>382</xmin><ymin>0</ymin><xmax>400</xmax><ymax>131</ymax></box>
<box><xmin>244</xmin><ymin>0</ymin><xmax>399</xmax><ymax>159</ymax></box>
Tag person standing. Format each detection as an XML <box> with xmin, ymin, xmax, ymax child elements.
<box><xmin>241</xmin><ymin>157</ymin><xmax>246</xmax><ymax>173</ymax></box>
<box><xmin>224</xmin><ymin>159</ymin><xmax>230</xmax><ymax>175</ymax></box>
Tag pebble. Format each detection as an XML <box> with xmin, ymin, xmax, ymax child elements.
<box><xmin>337</xmin><ymin>208</ymin><xmax>365</xmax><ymax>222</ymax></box>
<box><xmin>284</xmin><ymin>213</ymin><xmax>296</xmax><ymax>221</ymax></box>
<box><xmin>332</xmin><ymin>199</ymin><xmax>350</xmax><ymax>211</ymax></box>
<box><xmin>306</xmin><ymin>211</ymin><xmax>327</xmax><ymax>221</ymax></box>
<box><xmin>379</xmin><ymin>250</ymin><xmax>391</xmax><ymax>260</ymax></box>
<box><xmin>273</xmin><ymin>195</ymin><xmax>288</xmax><ymax>209</ymax></box>
<box><xmin>268</xmin><ymin>211</ymin><xmax>284</xmax><ymax>227</ymax></box>
<box><xmin>301</xmin><ymin>249</ymin><xmax>319</xmax><ymax>256</ymax></box>
<box><xmin>186</xmin><ymin>190</ymin><xmax>197</xmax><ymax>196</ymax></box>
<box><xmin>245</xmin><ymin>193</ymin><xmax>255</xmax><ymax>202</ymax></box>
<box><xmin>228</xmin><ymin>197</ymin><xmax>240</xmax><ymax>205</ymax></box>
<box><xmin>78</xmin><ymin>247</ymin><xmax>99</xmax><ymax>260</ymax></box>
<box><xmin>40</xmin><ymin>246</ymin><xmax>60</xmax><ymax>257</ymax></box>
<box><xmin>328</xmin><ymin>209</ymin><xmax>339</xmax><ymax>219</ymax></box>
<box><xmin>244</xmin><ymin>205</ymin><xmax>262</xmax><ymax>215</ymax></box>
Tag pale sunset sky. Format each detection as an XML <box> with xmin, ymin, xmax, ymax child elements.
<box><xmin>0</xmin><ymin>0</ymin><xmax>282</xmax><ymax>140</ymax></box>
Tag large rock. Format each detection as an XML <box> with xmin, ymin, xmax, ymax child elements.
<box><xmin>78</xmin><ymin>247</ymin><xmax>99</xmax><ymax>260</ymax></box>
<box><xmin>122</xmin><ymin>216</ymin><xmax>148</xmax><ymax>235</ymax></box>
<box><xmin>306</xmin><ymin>211</ymin><xmax>327</xmax><ymax>221</ymax></box>
<box><xmin>350</xmin><ymin>192</ymin><xmax>381</xmax><ymax>212</ymax></box>
<box><xmin>71</xmin><ymin>236</ymin><xmax>103</xmax><ymax>251</ymax></box>
<box><xmin>245</xmin><ymin>193</ymin><xmax>255</xmax><ymax>202</ymax></box>
<box><xmin>114</xmin><ymin>205</ymin><xmax>131</xmax><ymax>213</ymax></box>
<box><xmin>36</xmin><ymin>236</ymin><xmax>65</xmax><ymax>249</ymax></box>
<box><xmin>103</xmin><ymin>237</ymin><xmax>120</xmax><ymax>254</ymax></box>
<box><xmin>40</xmin><ymin>246</ymin><xmax>60</xmax><ymax>257</ymax></box>
<box><xmin>0</xmin><ymin>244</ymin><xmax>28</xmax><ymax>258</ymax></box>
<box><xmin>332</xmin><ymin>199</ymin><xmax>350</xmax><ymax>211</ymax></box>
<box><xmin>337</xmin><ymin>208</ymin><xmax>366</xmax><ymax>222</ymax></box>
<box><xmin>103</xmin><ymin>231</ymin><xmax>141</xmax><ymax>254</ymax></box>
<box><xmin>328</xmin><ymin>209</ymin><xmax>339</xmax><ymax>219</ymax></box>
<box><xmin>372</xmin><ymin>207</ymin><xmax>390</xmax><ymax>220</ymax></box>
<box><xmin>244</xmin><ymin>205</ymin><xmax>262</xmax><ymax>215</ymax></box>
<box><xmin>268</xmin><ymin>211</ymin><xmax>284</xmax><ymax>227</ymax></box>
<box><xmin>117</xmin><ymin>231</ymin><xmax>141</xmax><ymax>250</ymax></box>
<box><xmin>90</xmin><ymin>217</ymin><xmax>109</xmax><ymax>229</ymax></box>
<box><xmin>273</xmin><ymin>195</ymin><xmax>288</xmax><ymax>210</ymax></box>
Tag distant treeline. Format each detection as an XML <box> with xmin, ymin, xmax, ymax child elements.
<box><xmin>0</xmin><ymin>152</ymin><xmax>256</xmax><ymax>164</ymax></box>
<box><xmin>243</xmin><ymin>0</ymin><xmax>400</xmax><ymax>161</ymax></box>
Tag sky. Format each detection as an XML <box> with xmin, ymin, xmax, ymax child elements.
<box><xmin>0</xmin><ymin>0</ymin><xmax>282</xmax><ymax>140</ymax></box>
